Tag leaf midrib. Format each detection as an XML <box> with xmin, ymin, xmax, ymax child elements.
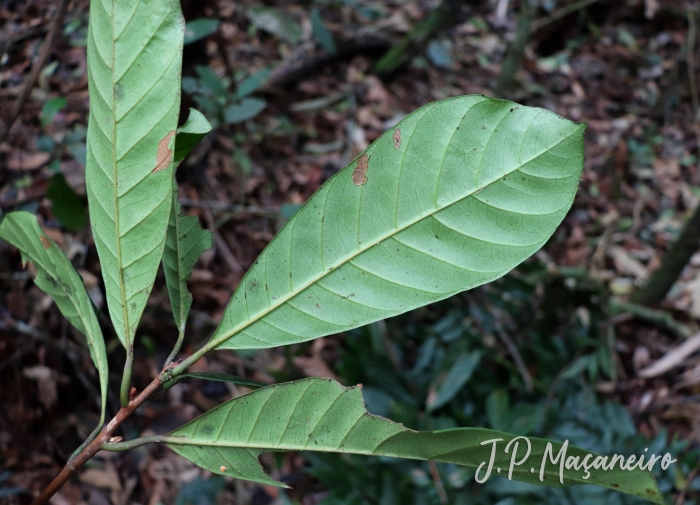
<box><xmin>204</xmin><ymin>122</ymin><xmax>584</xmax><ymax>352</ymax></box>
<box><xmin>163</xmin><ymin>433</ymin><xmax>599</xmax><ymax>484</ymax></box>
<box><xmin>173</xmin><ymin>200</ymin><xmax>186</xmax><ymax>330</ymax></box>
<box><xmin>108</xmin><ymin>4</ymin><xmax>131</xmax><ymax>348</ymax></box>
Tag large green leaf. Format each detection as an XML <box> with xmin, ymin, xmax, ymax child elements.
<box><xmin>0</xmin><ymin>211</ymin><xmax>108</xmax><ymax>427</ymax></box>
<box><xmin>163</xmin><ymin>178</ymin><xmax>212</xmax><ymax>331</ymax></box>
<box><xmin>85</xmin><ymin>0</ymin><xmax>184</xmax><ymax>348</ymax></box>
<box><xmin>192</xmin><ymin>96</ymin><xmax>584</xmax><ymax>355</ymax></box>
<box><xmin>163</xmin><ymin>379</ymin><xmax>663</xmax><ymax>503</ymax></box>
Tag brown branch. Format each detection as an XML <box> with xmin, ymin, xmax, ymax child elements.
<box><xmin>0</xmin><ymin>0</ymin><xmax>69</xmax><ymax>143</ymax></box>
<box><xmin>631</xmin><ymin>202</ymin><xmax>700</xmax><ymax>306</ymax></box>
<box><xmin>30</xmin><ymin>375</ymin><xmax>164</xmax><ymax>505</ymax></box>
<box><xmin>267</xmin><ymin>36</ymin><xmax>391</xmax><ymax>89</ymax></box>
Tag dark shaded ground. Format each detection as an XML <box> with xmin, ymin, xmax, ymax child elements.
<box><xmin>1</xmin><ymin>0</ymin><xmax>700</xmax><ymax>503</ymax></box>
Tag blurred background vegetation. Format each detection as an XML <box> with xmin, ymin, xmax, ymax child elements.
<box><xmin>1</xmin><ymin>0</ymin><xmax>700</xmax><ymax>503</ymax></box>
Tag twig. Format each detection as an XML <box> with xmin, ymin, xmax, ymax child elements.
<box><xmin>676</xmin><ymin>467</ymin><xmax>699</xmax><ymax>505</ymax></box>
<box><xmin>374</xmin><ymin>0</ymin><xmax>461</xmax><ymax>75</ymax></box>
<box><xmin>631</xmin><ymin>203</ymin><xmax>700</xmax><ymax>306</ymax></box>
<box><xmin>608</xmin><ymin>299</ymin><xmax>694</xmax><ymax>339</ymax></box>
<box><xmin>494</xmin><ymin>324</ymin><xmax>534</xmax><ymax>392</ymax></box>
<box><xmin>687</xmin><ymin>3</ymin><xmax>699</xmax><ymax>121</ymax></box>
<box><xmin>179</xmin><ymin>198</ymin><xmax>279</xmax><ymax>218</ymax></box>
<box><xmin>267</xmin><ymin>36</ymin><xmax>391</xmax><ymax>89</ymax></box>
<box><xmin>531</xmin><ymin>0</ymin><xmax>604</xmax><ymax>31</ymax></box>
<box><xmin>541</xmin><ymin>349</ymin><xmax>585</xmax><ymax>431</ymax></box>
<box><xmin>213</xmin><ymin>232</ymin><xmax>243</xmax><ymax>273</ymax></box>
<box><xmin>428</xmin><ymin>461</ymin><xmax>448</xmax><ymax>504</ymax></box>
<box><xmin>590</xmin><ymin>210</ymin><xmax>619</xmax><ymax>270</ymax></box>
<box><xmin>495</xmin><ymin>0</ymin><xmax>536</xmax><ymax>96</ymax></box>
<box><xmin>30</xmin><ymin>374</ymin><xmax>164</xmax><ymax>505</ymax></box>
<box><xmin>0</xmin><ymin>0</ymin><xmax>69</xmax><ymax>143</ymax></box>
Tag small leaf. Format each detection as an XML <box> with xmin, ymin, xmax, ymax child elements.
<box><xmin>41</xmin><ymin>97</ymin><xmax>67</xmax><ymax>128</ymax></box>
<box><xmin>174</xmin><ymin>108</ymin><xmax>213</xmax><ymax>163</ymax></box>
<box><xmin>0</xmin><ymin>211</ymin><xmax>108</xmax><ymax>431</ymax></box>
<box><xmin>427</xmin><ymin>350</ymin><xmax>481</xmax><ymax>411</ymax></box>
<box><xmin>86</xmin><ymin>0</ymin><xmax>184</xmax><ymax>349</ymax></box>
<box><xmin>246</xmin><ymin>6</ymin><xmax>302</xmax><ymax>44</ymax></box>
<box><xmin>311</xmin><ymin>9</ymin><xmax>336</xmax><ymax>54</ymax></box>
<box><xmin>234</xmin><ymin>68</ymin><xmax>270</xmax><ymax>100</ymax></box>
<box><xmin>47</xmin><ymin>174</ymin><xmax>88</xmax><ymax>231</ymax></box>
<box><xmin>165</xmin><ymin>378</ymin><xmax>663</xmax><ymax>503</ymax></box>
<box><xmin>194</xmin><ymin>65</ymin><xmax>228</xmax><ymax>98</ymax></box>
<box><xmin>184</xmin><ymin>18</ymin><xmax>220</xmax><ymax>45</ymax></box>
<box><xmin>426</xmin><ymin>40</ymin><xmax>452</xmax><ymax>68</ymax></box>
<box><xmin>224</xmin><ymin>98</ymin><xmax>266</xmax><ymax>124</ymax></box>
<box><xmin>163</xmin><ymin>179</ymin><xmax>212</xmax><ymax>331</ymax></box>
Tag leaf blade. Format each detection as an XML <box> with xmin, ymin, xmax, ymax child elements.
<box><xmin>0</xmin><ymin>211</ymin><xmax>108</xmax><ymax>427</ymax></box>
<box><xmin>205</xmin><ymin>96</ymin><xmax>584</xmax><ymax>352</ymax></box>
<box><xmin>224</xmin><ymin>98</ymin><xmax>267</xmax><ymax>124</ymax></box>
<box><xmin>166</xmin><ymin>378</ymin><xmax>663</xmax><ymax>504</ymax></box>
<box><xmin>85</xmin><ymin>0</ymin><xmax>184</xmax><ymax>348</ymax></box>
<box><xmin>174</xmin><ymin>108</ymin><xmax>213</xmax><ymax>164</ymax></box>
<box><xmin>163</xmin><ymin>179</ymin><xmax>213</xmax><ymax>330</ymax></box>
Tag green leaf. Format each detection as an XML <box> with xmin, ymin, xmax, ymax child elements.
<box><xmin>201</xmin><ymin>96</ymin><xmax>585</xmax><ymax>353</ymax></box>
<box><xmin>41</xmin><ymin>97</ymin><xmax>67</xmax><ymax>128</ymax></box>
<box><xmin>426</xmin><ymin>40</ymin><xmax>452</xmax><ymax>68</ymax></box>
<box><xmin>0</xmin><ymin>211</ymin><xmax>108</xmax><ymax>427</ymax></box>
<box><xmin>165</xmin><ymin>378</ymin><xmax>663</xmax><ymax>503</ymax></box>
<box><xmin>224</xmin><ymin>98</ymin><xmax>266</xmax><ymax>124</ymax></box>
<box><xmin>184</xmin><ymin>18</ymin><xmax>219</xmax><ymax>45</ymax></box>
<box><xmin>246</xmin><ymin>6</ymin><xmax>302</xmax><ymax>44</ymax></box>
<box><xmin>85</xmin><ymin>0</ymin><xmax>184</xmax><ymax>348</ymax></box>
<box><xmin>311</xmin><ymin>9</ymin><xmax>336</xmax><ymax>54</ymax></box>
<box><xmin>163</xmin><ymin>179</ymin><xmax>212</xmax><ymax>331</ymax></box>
<box><xmin>174</xmin><ymin>108</ymin><xmax>213</xmax><ymax>163</ymax></box>
<box><xmin>234</xmin><ymin>68</ymin><xmax>270</xmax><ymax>101</ymax></box>
<box><xmin>427</xmin><ymin>350</ymin><xmax>482</xmax><ymax>411</ymax></box>
<box><xmin>47</xmin><ymin>174</ymin><xmax>88</xmax><ymax>231</ymax></box>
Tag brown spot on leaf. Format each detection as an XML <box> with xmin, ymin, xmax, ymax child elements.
<box><xmin>39</xmin><ymin>236</ymin><xmax>51</xmax><ymax>249</ymax></box>
<box><xmin>153</xmin><ymin>131</ymin><xmax>176</xmax><ymax>173</ymax></box>
<box><xmin>393</xmin><ymin>128</ymin><xmax>401</xmax><ymax>149</ymax></box>
<box><xmin>352</xmin><ymin>153</ymin><xmax>369</xmax><ymax>186</ymax></box>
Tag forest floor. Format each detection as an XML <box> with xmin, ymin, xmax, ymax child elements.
<box><xmin>1</xmin><ymin>0</ymin><xmax>700</xmax><ymax>504</ymax></box>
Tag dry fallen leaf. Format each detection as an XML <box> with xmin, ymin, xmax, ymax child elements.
<box><xmin>608</xmin><ymin>246</ymin><xmax>648</xmax><ymax>281</ymax></box>
<box><xmin>293</xmin><ymin>338</ymin><xmax>340</xmax><ymax>381</ymax></box>
<box><xmin>79</xmin><ymin>462</ymin><xmax>122</xmax><ymax>491</ymax></box>
<box><xmin>22</xmin><ymin>365</ymin><xmax>57</xmax><ymax>410</ymax></box>
<box><xmin>6</xmin><ymin>151</ymin><xmax>51</xmax><ymax>171</ymax></box>
<box><xmin>638</xmin><ymin>333</ymin><xmax>700</xmax><ymax>378</ymax></box>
